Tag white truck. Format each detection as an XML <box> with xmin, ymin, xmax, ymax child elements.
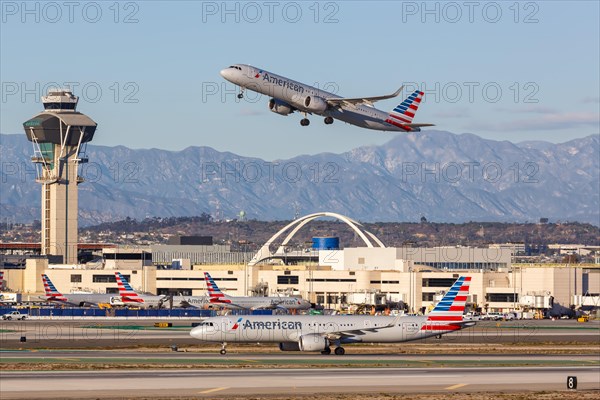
<box><xmin>2</xmin><ymin>311</ymin><xmax>27</xmax><ymax>320</ymax></box>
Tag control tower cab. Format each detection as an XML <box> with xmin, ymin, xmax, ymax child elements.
<box><xmin>23</xmin><ymin>89</ymin><xmax>97</xmax><ymax>264</ymax></box>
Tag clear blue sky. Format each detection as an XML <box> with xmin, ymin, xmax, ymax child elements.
<box><xmin>2</xmin><ymin>1</ymin><xmax>598</xmax><ymax>159</ymax></box>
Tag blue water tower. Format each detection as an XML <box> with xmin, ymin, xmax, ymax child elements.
<box><xmin>312</xmin><ymin>237</ymin><xmax>340</xmax><ymax>250</ymax></box>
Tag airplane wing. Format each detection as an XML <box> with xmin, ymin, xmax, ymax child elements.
<box><xmin>325</xmin><ymin>86</ymin><xmax>404</xmax><ymax>107</ymax></box>
<box><xmin>323</xmin><ymin>316</ymin><xmax>401</xmax><ymax>341</ymax></box>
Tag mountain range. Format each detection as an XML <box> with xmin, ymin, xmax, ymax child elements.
<box><xmin>1</xmin><ymin>131</ymin><xmax>598</xmax><ymax>226</ymax></box>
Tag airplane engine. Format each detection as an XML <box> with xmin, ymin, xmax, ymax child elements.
<box><xmin>303</xmin><ymin>95</ymin><xmax>328</xmax><ymax>113</ymax></box>
<box><xmin>278</xmin><ymin>342</ymin><xmax>301</xmax><ymax>351</ymax></box>
<box><xmin>268</xmin><ymin>98</ymin><xmax>294</xmax><ymax>115</ymax></box>
<box><xmin>298</xmin><ymin>334</ymin><xmax>329</xmax><ymax>352</ymax></box>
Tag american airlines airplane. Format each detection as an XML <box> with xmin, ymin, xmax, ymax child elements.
<box><xmin>115</xmin><ymin>272</ymin><xmax>210</xmax><ymax>309</ymax></box>
<box><xmin>42</xmin><ymin>274</ymin><xmax>125</xmax><ymax>307</ymax></box>
<box><xmin>191</xmin><ymin>276</ymin><xmax>474</xmax><ymax>355</ymax></box>
<box><xmin>220</xmin><ymin>64</ymin><xmax>434</xmax><ymax>131</ymax></box>
<box><xmin>204</xmin><ymin>272</ymin><xmax>312</xmax><ymax>311</ymax></box>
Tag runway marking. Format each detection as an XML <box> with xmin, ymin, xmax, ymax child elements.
<box><xmin>446</xmin><ymin>383</ymin><xmax>468</xmax><ymax>390</ymax></box>
<box><xmin>199</xmin><ymin>387</ymin><xmax>229</xmax><ymax>394</ymax></box>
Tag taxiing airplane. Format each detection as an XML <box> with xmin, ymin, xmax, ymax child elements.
<box><xmin>114</xmin><ymin>272</ymin><xmax>209</xmax><ymax>309</ymax></box>
<box><xmin>41</xmin><ymin>274</ymin><xmax>125</xmax><ymax>307</ymax></box>
<box><xmin>191</xmin><ymin>276</ymin><xmax>474</xmax><ymax>355</ymax></box>
<box><xmin>204</xmin><ymin>272</ymin><xmax>311</xmax><ymax>311</ymax></box>
<box><xmin>220</xmin><ymin>64</ymin><xmax>434</xmax><ymax>131</ymax></box>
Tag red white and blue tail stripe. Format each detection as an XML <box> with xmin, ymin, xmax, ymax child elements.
<box><xmin>385</xmin><ymin>90</ymin><xmax>424</xmax><ymax>131</ymax></box>
<box><xmin>422</xmin><ymin>276</ymin><xmax>471</xmax><ymax>331</ymax></box>
<box><xmin>115</xmin><ymin>272</ymin><xmax>144</xmax><ymax>303</ymax></box>
<box><xmin>42</xmin><ymin>274</ymin><xmax>67</xmax><ymax>302</ymax></box>
<box><xmin>204</xmin><ymin>272</ymin><xmax>231</xmax><ymax>304</ymax></box>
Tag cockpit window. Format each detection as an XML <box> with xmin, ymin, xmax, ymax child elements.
<box><xmin>228</xmin><ymin>66</ymin><xmax>242</xmax><ymax>71</ymax></box>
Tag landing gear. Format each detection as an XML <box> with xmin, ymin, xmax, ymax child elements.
<box><xmin>324</xmin><ymin>116</ymin><xmax>334</xmax><ymax>125</ymax></box>
<box><xmin>334</xmin><ymin>347</ymin><xmax>345</xmax><ymax>356</ymax></box>
<box><xmin>435</xmin><ymin>334</ymin><xmax>442</xmax><ymax>339</ymax></box>
<box><xmin>237</xmin><ymin>88</ymin><xmax>244</xmax><ymax>99</ymax></box>
<box><xmin>320</xmin><ymin>347</ymin><xmax>331</xmax><ymax>355</ymax></box>
<box><xmin>220</xmin><ymin>342</ymin><xmax>227</xmax><ymax>355</ymax></box>
<box><xmin>300</xmin><ymin>118</ymin><xmax>310</xmax><ymax>126</ymax></box>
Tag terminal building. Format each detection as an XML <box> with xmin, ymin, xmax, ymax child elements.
<box><xmin>2</xmin><ymin>215</ymin><xmax>598</xmax><ymax>317</ymax></box>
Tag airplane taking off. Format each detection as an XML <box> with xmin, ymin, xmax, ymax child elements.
<box><xmin>191</xmin><ymin>276</ymin><xmax>474</xmax><ymax>355</ymax></box>
<box><xmin>204</xmin><ymin>272</ymin><xmax>312</xmax><ymax>311</ymax></box>
<box><xmin>114</xmin><ymin>272</ymin><xmax>209</xmax><ymax>309</ymax></box>
<box><xmin>220</xmin><ymin>64</ymin><xmax>434</xmax><ymax>131</ymax></box>
<box><xmin>41</xmin><ymin>274</ymin><xmax>125</xmax><ymax>307</ymax></box>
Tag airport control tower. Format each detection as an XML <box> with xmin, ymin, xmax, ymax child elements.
<box><xmin>23</xmin><ymin>89</ymin><xmax>97</xmax><ymax>264</ymax></box>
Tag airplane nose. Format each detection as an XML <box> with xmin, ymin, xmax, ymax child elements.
<box><xmin>220</xmin><ymin>68</ymin><xmax>231</xmax><ymax>80</ymax></box>
<box><xmin>190</xmin><ymin>326</ymin><xmax>202</xmax><ymax>339</ymax></box>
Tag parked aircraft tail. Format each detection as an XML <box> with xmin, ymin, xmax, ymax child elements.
<box><xmin>423</xmin><ymin>276</ymin><xmax>472</xmax><ymax>331</ymax></box>
<box><xmin>41</xmin><ymin>274</ymin><xmax>67</xmax><ymax>301</ymax></box>
<box><xmin>115</xmin><ymin>272</ymin><xmax>144</xmax><ymax>303</ymax></box>
<box><xmin>204</xmin><ymin>272</ymin><xmax>231</xmax><ymax>304</ymax></box>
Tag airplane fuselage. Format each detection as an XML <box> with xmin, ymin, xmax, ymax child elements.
<box><xmin>220</xmin><ymin>64</ymin><xmax>410</xmax><ymax>131</ymax></box>
<box><xmin>210</xmin><ymin>295</ymin><xmax>311</xmax><ymax>310</ymax></box>
<box><xmin>191</xmin><ymin>314</ymin><xmax>464</xmax><ymax>344</ymax></box>
<box><xmin>46</xmin><ymin>293</ymin><xmax>125</xmax><ymax>307</ymax></box>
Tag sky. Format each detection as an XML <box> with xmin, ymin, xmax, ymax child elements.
<box><xmin>1</xmin><ymin>0</ymin><xmax>599</xmax><ymax>160</ymax></box>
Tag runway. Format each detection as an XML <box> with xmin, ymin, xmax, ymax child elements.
<box><xmin>2</xmin><ymin>349</ymin><xmax>600</xmax><ymax>366</ymax></box>
<box><xmin>2</xmin><ymin>319</ymin><xmax>598</xmax><ymax>399</ymax></box>
<box><xmin>1</xmin><ymin>366</ymin><xmax>599</xmax><ymax>399</ymax></box>
<box><xmin>1</xmin><ymin>319</ymin><xmax>599</xmax><ymax>348</ymax></box>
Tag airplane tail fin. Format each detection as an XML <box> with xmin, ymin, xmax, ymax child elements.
<box><xmin>115</xmin><ymin>272</ymin><xmax>144</xmax><ymax>303</ymax></box>
<box><xmin>204</xmin><ymin>272</ymin><xmax>230</xmax><ymax>304</ymax></box>
<box><xmin>424</xmin><ymin>276</ymin><xmax>471</xmax><ymax>329</ymax></box>
<box><xmin>385</xmin><ymin>90</ymin><xmax>427</xmax><ymax>131</ymax></box>
<box><xmin>42</xmin><ymin>274</ymin><xmax>67</xmax><ymax>301</ymax></box>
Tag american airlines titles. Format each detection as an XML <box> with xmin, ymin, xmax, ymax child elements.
<box><xmin>262</xmin><ymin>73</ymin><xmax>305</xmax><ymax>94</ymax></box>
<box><xmin>243</xmin><ymin>319</ymin><xmax>302</xmax><ymax>330</ymax></box>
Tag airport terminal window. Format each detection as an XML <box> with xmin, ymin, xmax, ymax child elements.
<box><xmin>103</xmin><ymin>253</ymin><xmax>152</xmax><ymax>261</ymax></box>
<box><xmin>158</xmin><ymin>288</ymin><xmax>192</xmax><ymax>296</ymax></box>
<box><xmin>156</xmin><ymin>277</ymin><xmax>203</xmax><ymax>281</ymax></box>
<box><xmin>106</xmin><ymin>288</ymin><xmax>119</xmax><ymax>294</ymax></box>
<box><xmin>422</xmin><ymin>278</ymin><xmax>456</xmax><ymax>287</ymax></box>
<box><xmin>277</xmin><ymin>275</ymin><xmax>299</xmax><ymax>285</ymax></box>
<box><xmin>370</xmin><ymin>280</ymin><xmax>400</xmax><ymax>284</ymax></box>
<box><xmin>70</xmin><ymin>274</ymin><xmax>82</xmax><ymax>283</ymax></box>
<box><xmin>422</xmin><ymin>293</ymin><xmax>435</xmax><ymax>301</ymax></box>
<box><xmin>306</xmin><ymin>278</ymin><xmax>356</xmax><ymax>282</ymax></box>
<box><xmin>93</xmin><ymin>274</ymin><xmax>130</xmax><ymax>283</ymax></box>
<box><xmin>486</xmin><ymin>293</ymin><xmax>518</xmax><ymax>303</ymax></box>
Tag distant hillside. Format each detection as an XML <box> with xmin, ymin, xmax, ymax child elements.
<box><xmin>81</xmin><ymin>218</ymin><xmax>600</xmax><ymax>248</ymax></box>
<box><xmin>1</xmin><ymin>131</ymin><xmax>598</xmax><ymax>226</ymax></box>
